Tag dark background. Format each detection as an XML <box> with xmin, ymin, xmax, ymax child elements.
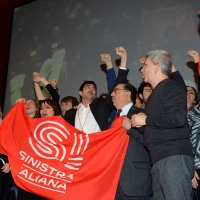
<box><xmin>0</xmin><ymin>0</ymin><xmax>34</xmax><ymax>108</ymax></box>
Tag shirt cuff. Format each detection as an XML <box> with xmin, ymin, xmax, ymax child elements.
<box><xmin>119</xmin><ymin>66</ymin><xmax>127</xmax><ymax>70</ymax></box>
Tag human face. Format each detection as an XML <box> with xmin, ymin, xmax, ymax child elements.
<box><xmin>187</xmin><ymin>87</ymin><xmax>196</xmax><ymax>109</ymax></box>
<box><xmin>40</xmin><ymin>102</ymin><xmax>55</xmax><ymax>118</ymax></box>
<box><xmin>79</xmin><ymin>84</ymin><xmax>96</xmax><ymax>102</ymax></box>
<box><xmin>142</xmin><ymin>86</ymin><xmax>153</xmax><ymax>103</ymax></box>
<box><xmin>111</xmin><ymin>84</ymin><xmax>131</xmax><ymax>110</ymax></box>
<box><xmin>141</xmin><ymin>57</ymin><xmax>157</xmax><ymax>84</ymax></box>
<box><xmin>61</xmin><ymin>101</ymin><xmax>73</xmax><ymax>116</ymax></box>
<box><xmin>25</xmin><ymin>99</ymin><xmax>38</xmax><ymax>118</ymax></box>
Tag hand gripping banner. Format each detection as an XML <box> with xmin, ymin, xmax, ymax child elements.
<box><xmin>0</xmin><ymin>103</ymin><xmax>129</xmax><ymax>200</ymax></box>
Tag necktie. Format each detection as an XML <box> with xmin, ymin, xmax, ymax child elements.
<box><xmin>112</xmin><ymin>109</ymin><xmax>122</xmax><ymax>122</ymax></box>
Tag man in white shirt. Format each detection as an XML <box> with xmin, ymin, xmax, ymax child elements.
<box><xmin>64</xmin><ymin>46</ymin><xmax>129</xmax><ymax>134</ymax></box>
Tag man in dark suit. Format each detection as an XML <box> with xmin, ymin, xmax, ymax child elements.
<box><xmin>64</xmin><ymin>47</ymin><xmax>129</xmax><ymax>133</ymax></box>
<box><xmin>111</xmin><ymin>82</ymin><xmax>152</xmax><ymax>200</ymax></box>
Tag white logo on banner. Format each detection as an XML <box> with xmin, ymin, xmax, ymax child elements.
<box><xmin>29</xmin><ymin>121</ymin><xmax>70</xmax><ymax>161</ymax></box>
<box><xmin>17</xmin><ymin>120</ymin><xmax>90</xmax><ymax>193</ymax></box>
<box><xmin>29</xmin><ymin>120</ymin><xmax>89</xmax><ymax>169</ymax></box>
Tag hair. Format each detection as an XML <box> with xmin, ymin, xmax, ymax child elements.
<box><xmin>117</xmin><ymin>83</ymin><xmax>137</xmax><ymax>105</ymax></box>
<box><xmin>79</xmin><ymin>80</ymin><xmax>97</xmax><ymax>92</ymax></box>
<box><xmin>61</xmin><ymin>96</ymin><xmax>79</xmax><ymax>107</ymax></box>
<box><xmin>186</xmin><ymin>86</ymin><xmax>198</xmax><ymax>105</ymax></box>
<box><xmin>145</xmin><ymin>50</ymin><xmax>173</xmax><ymax>75</ymax></box>
<box><xmin>25</xmin><ymin>98</ymin><xmax>40</xmax><ymax>118</ymax></box>
<box><xmin>137</xmin><ymin>82</ymin><xmax>152</xmax><ymax>96</ymax></box>
<box><xmin>99</xmin><ymin>92</ymin><xmax>107</xmax><ymax>98</ymax></box>
<box><xmin>39</xmin><ymin>99</ymin><xmax>61</xmax><ymax>117</ymax></box>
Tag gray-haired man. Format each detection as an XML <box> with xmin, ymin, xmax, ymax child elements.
<box><xmin>131</xmin><ymin>50</ymin><xmax>194</xmax><ymax>200</ymax></box>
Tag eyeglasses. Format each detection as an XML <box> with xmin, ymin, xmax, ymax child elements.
<box><xmin>187</xmin><ymin>90</ymin><xmax>196</xmax><ymax>95</ymax></box>
<box><xmin>25</xmin><ymin>101</ymin><xmax>34</xmax><ymax>105</ymax></box>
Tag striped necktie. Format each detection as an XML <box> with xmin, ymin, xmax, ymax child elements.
<box><xmin>112</xmin><ymin>109</ymin><xmax>122</xmax><ymax>122</ymax></box>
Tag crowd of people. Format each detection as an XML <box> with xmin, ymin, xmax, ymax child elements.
<box><xmin>0</xmin><ymin>46</ymin><xmax>200</xmax><ymax>200</ymax></box>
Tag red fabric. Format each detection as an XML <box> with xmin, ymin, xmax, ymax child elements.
<box><xmin>0</xmin><ymin>103</ymin><xmax>129</xmax><ymax>200</ymax></box>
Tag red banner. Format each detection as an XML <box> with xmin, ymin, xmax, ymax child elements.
<box><xmin>0</xmin><ymin>103</ymin><xmax>129</xmax><ymax>200</ymax></box>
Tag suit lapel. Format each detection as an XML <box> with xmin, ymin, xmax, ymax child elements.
<box><xmin>127</xmin><ymin>105</ymin><xmax>138</xmax><ymax>119</ymax></box>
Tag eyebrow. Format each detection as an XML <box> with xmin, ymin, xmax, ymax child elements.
<box><xmin>85</xmin><ymin>84</ymin><xmax>96</xmax><ymax>88</ymax></box>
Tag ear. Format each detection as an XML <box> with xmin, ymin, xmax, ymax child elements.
<box><xmin>126</xmin><ymin>91</ymin><xmax>131</xmax><ymax>100</ymax></box>
<box><xmin>79</xmin><ymin>91</ymin><xmax>82</xmax><ymax>96</ymax></box>
<box><xmin>154</xmin><ymin>64</ymin><xmax>160</xmax><ymax>74</ymax></box>
<box><xmin>139</xmin><ymin>93</ymin><xmax>143</xmax><ymax>100</ymax></box>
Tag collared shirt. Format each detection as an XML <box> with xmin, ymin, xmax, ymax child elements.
<box><xmin>75</xmin><ymin>103</ymin><xmax>101</xmax><ymax>134</ymax></box>
<box><xmin>120</xmin><ymin>102</ymin><xmax>133</xmax><ymax>116</ymax></box>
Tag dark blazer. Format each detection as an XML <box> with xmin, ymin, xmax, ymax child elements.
<box><xmin>64</xmin><ymin>68</ymin><xmax>129</xmax><ymax>130</ymax></box>
<box><xmin>119</xmin><ymin>105</ymin><xmax>152</xmax><ymax>196</ymax></box>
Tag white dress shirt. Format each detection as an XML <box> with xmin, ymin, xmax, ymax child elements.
<box><xmin>75</xmin><ymin>103</ymin><xmax>101</xmax><ymax>134</ymax></box>
<box><xmin>120</xmin><ymin>102</ymin><xmax>133</xmax><ymax>116</ymax></box>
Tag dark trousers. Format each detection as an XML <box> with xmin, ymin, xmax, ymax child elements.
<box><xmin>0</xmin><ymin>172</ymin><xmax>13</xmax><ymax>200</ymax></box>
<box><xmin>17</xmin><ymin>187</ymin><xmax>47</xmax><ymax>200</ymax></box>
<box><xmin>115</xmin><ymin>184</ymin><xmax>151</xmax><ymax>200</ymax></box>
<box><xmin>151</xmin><ymin>155</ymin><xmax>194</xmax><ymax>200</ymax></box>
<box><xmin>0</xmin><ymin>158</ymin><xmax>14</xmax><ymax>200</ymax></box>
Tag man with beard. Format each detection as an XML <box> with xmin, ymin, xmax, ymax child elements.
<box><xmin>64</xmin><ymin>46</ymin><xmax>129</xmax><ymax>133</ymax></box>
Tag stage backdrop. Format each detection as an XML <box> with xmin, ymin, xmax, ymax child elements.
<box><xmin>4</xmin><ymin>0</ymin><xmax>200</xmax><ymax>114</ymax></box>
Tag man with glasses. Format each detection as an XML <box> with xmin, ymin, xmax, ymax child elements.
<box><xmin>111</xmin><ymin>83</ymin><xmax>152</xmax><ymax>200</ymax></box>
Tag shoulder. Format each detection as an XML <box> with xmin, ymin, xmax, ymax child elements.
<box><xmin>128</xmin><ymin>105</ymin><xmax>144</xmax><ymax>115</ymax></box>
<box><xmin>157</xmin><ymin>79</ymin><xmax>185</xmax><ymax>96</ymax></box>
<box><xmin>163</xmin><ymin>79</ymin><xmax>182</xmax><ymax>90</ymax></box>
<box><xmin>190</xmin><ymin>103</ymin><xmax>200</xmax><ymax>115</ymax></box>
<box><xmin>65</xmin><ymin>108</ymin><xmax>77</xmax><ymax>117</ymax></box>
<box><xmin>157</xmin><ymin>79</ymin><xmax>176</xmax><ymax>88</ymax></box>
<box><xmin>90</xmin><ymin>96</ymin><xmax>105</xmax><ymax>105</ymax></box>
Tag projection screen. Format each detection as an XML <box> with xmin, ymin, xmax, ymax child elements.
<box><xmin>4</xmin><ymin>0</ymin><xmax>200</xmax><ymax>114</ymax></box>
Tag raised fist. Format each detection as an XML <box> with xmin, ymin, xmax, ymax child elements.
<box><xmin>116</xmin><ymin>46</ymin><xmax>127</xmax><ymax>57</ymax></box>
<box><xmin>100</xmin><ymin>54</ymin><xmax>112</xmax><ymax>63</ymax></box>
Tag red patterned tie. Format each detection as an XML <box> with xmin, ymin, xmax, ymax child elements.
<box><xmin>113</xmin><ymin>109</ymin><xmax>122</xmax><ymax>122</ymax></box>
